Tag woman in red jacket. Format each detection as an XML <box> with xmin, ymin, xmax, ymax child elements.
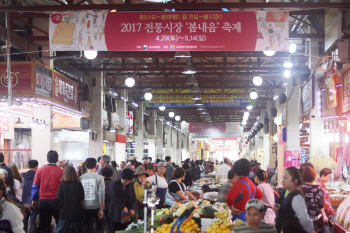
<box><xmin>226</xmin><ymin>159</ymin><xmax>263</xmax><ymax>222</ymax></box>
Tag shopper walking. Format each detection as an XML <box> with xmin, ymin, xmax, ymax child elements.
<box><xmin>134</xmin><ymin>166</ymin><xmax>152</xmax><ymax>220</ymax></box>
<box><xmin>300</xmin><ymin>166</ymin><xmax>328</xmax><ymax>232</ymax></box>
<box><xmin>217</xmin><ymin>169</ymin><xmax>236</xmax><ymax>203</ymax></box>
<box><xmin>8</xmin><ymin>163</ymin><xmax>23</xmax><ymax>201</ymax></box>
<box><xmin>0</xmin><ymin>152</ymin><xmax>15</xmax><ymax>195</ymax></box>
<box><xmin>119</xmin><ymin>161</ymin><xmax>125</xmax><ymax>177</ymax></box>
<box><xmin>165</xmin><ymin>156</ymin><xmax>174</xmax><ymax>183</ymax></box>
<box><xmin>275</xmin><ymin>167</ymin><xmax>313</xmax><ymax>233</ymax></box>
<box><xmin>216</xmin><ymin>158</ymin><xmax>232</xmax><ymax>184</ymax></box>
<box><xmin>226</xmin><ymin>159</ymin><xmax>263</xmax><ymax>222</ymax></box>
<box><xmin>80</xmin><ymin>158</ymin><xmax>105</xmax><ymax>233</ymax></box>
<box><xmin>109</xmin><ymin>168</ymin><xmax>137</xmax><ymax>231</ymax></box>
<box><xmin>254</xmin><ymin>169</ymin><xmax>276</xmax><ymax>225</ymax></box>
<box><xmin>188</xmin><ymin>162</ymin><xmax>196</xmax><ymax>182</ymax></box>
<box><xmin>54</xmin><ymin>166</ymin><xmax>85</xmax><ymax>233</ymax></box>
<box><xmin>147</xmin><ymin>161</ymin><xmax>168</xmax><ymax>208</ymax></box>
<box><xmin>31</xmin><ymin>150</ymin><xmax>63</xmax><ymax>233</ymax></box>
<box><xmin>101</xmin><ymin>166</ymin><xmax>113</xmax><ymax>233</ymax></box>
<box><xmin>182</xmin><ymin>163</ymin><xmax>193</xmax><ymax>188</ymax></box>
<box><xmin>22</xmin><ymin>160</ymin><xmax>38</xmax><ymax>233</ymax></box>
<box><xmin>0</xmin><ymin>178</ymin><xmax>25</xmax><ymax>233</ymax></box>
<box><xmin>98</xmin><ymin>155</ymin><xmax>120</xmax><ymax>181</ymax></box>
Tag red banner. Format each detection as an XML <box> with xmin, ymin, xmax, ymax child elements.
<box><xmin>50</xmin><ymin>11</ymin><xmax>289</xmax><ymax>52</ymax></box>
<box><xmin>53</xmin><ymin>72</ymin><xmax>79</xmax><ymax>109</ymax></box>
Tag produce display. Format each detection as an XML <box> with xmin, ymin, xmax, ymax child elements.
<box><xmin>154</xmin><ymin>218</ymin><xmax>201</xmax><ymax>233</ymax></box>
<box><xmin>205</xmin><ymin>209</ymin><xmax>233</xmax><ymax>233</ymax></box>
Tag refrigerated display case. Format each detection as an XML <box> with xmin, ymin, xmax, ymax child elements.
<box><xmin>334</xmin><ymin>196</ymin><xmax>350</xmax><ymax>233</ymax></box>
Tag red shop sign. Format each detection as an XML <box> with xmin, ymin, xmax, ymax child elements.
<box><xmin>300</xmin><ymin>137</ymin><xmax>308</xmax><ymax>144</ymax></box>
<box><xmin>0</xmin><ymin>116</ymin><xmax>9</xmax><ymax>133</ymax></box>
<box><xmin>52</xmin><ymin>72</ymin><xmax>79</xmax><ymax>109</ymax></box>
<box><xmin>0</xmin><ymin>62</ymin><xmax>33</xmax><ymax>96</ymax></box>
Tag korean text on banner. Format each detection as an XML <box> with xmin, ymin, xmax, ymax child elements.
<box><xmin>49</xmin><ymin>11</ymin><xmax>289</xmax><ymax>52</ymax></box>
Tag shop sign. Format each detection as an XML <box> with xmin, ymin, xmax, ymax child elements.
<box><xmin>213</xmin><ymin>145</ymin><xmax>230</xmax><ymax>152</ymax></box>
<box><xmin>35</xmin><ymin>65</ymin><xmax>52</xmax><ymax>98</ymax></box>
<box><xmin>102</xmin><ymin>110</ymin><xmax>109</xmax><ymax>130</ymax></box>
<box><xmin>301</xmin><ymin>77</ymin><xmax>314</xmax><ymax>115</ymax></box>
<box><xmin>189</xmin><ymin>122</ymin><xmax>243</xmax><ymax>138</ymax></box>
<box><xmin>197</xmin><ymin>140</ymin><xmax>203</xmax><ymax>149</ymax></box>
<box><xmin>127</xmin><ymin>110</ymin><xmax>133</xmax><ymax>135</ymax></box>
<box><xmin>0</xmin><ymin>62</ymin><xmax>32</xmax><ymax>96</ymax></box>
<box><xmin>324</xmin><ymin>67</ymin><xmax>337</xmax><ymax>108</ymax></box>
<box><xmin>342</xmin><ymin>64</ymin><xmax>350</xmax><ymax>112</ymax></box>
<box><xmin>300</xmin><ymin>137</ymin><xmax>308</xmax><ymax>144</ymax></box>
<box><xmin>325</xmin><ymin>7</ymin><xmax>342</xmax><ymax>52</ymax></box>
<box><xmin>0</xmin><ymin>116</ymin><xmax>9</xmax><ymax>133</ymax></box>
<box><xmin>49</xmin><ymin>11</ymin><xmax>289</xmax><ymax>52</ymax></box>
<box><xmin>80</xmin><ymin>101</ymin><xmax>93</xmax><ymax>121</ymax></box>
<box><xmin>53</xmin><ymin>72</ymin><xmax>79</xmax><ymax>109</ymax></box>
<box><xmin>147</xmin><ymin>94</ymin><xmax>251</xmax><ymax>107</ymax></box>
<box><xmin>110</xmin><ymin>112</ymin><xmax>120</xmax><ymax>128</ymax></box>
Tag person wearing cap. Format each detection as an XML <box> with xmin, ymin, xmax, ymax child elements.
<box><xmin>232</xmin><ymin>199</ymin><xmax>277</xmax><ymax>233</ymax></box>
<box><xmin>109</xmin><ymin>168</ymin><xmax>136</xmax><ymax>231</ymax></box>
<box><xmin>134</xmin><ymin>166</ymin><xmax>152</xmax><ymax>220</ymax></box>
<box><xmin>147</xmin><ymin>161</ymin><xmax>168</xmax><ymax>208</ymax></box>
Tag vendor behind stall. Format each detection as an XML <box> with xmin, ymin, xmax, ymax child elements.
<box><xmin>134</xmin><ymin>166</ymin><xmax>152</xmax><ymax>220</ymax></box>
<box><xmin>165</xmin><ymin>168</ymin><xmax>197</xmax><ymax>207</ymax></box>
<box><xmin>217</xmin><ymin>169</ymin><xmax>237</xmax><ymax>203</ymax></box>
<box><xmin>226</xmin><ymin>159</ymin><xmax>263</xmax><ymax>222</ymax></box>
<box><xmin>147</xmin><ymin>162</ymin><xmax>168</xmax><ymax>208</ymax></box>
<box><xmin>316</xmin><ymin>168</ymin><xmax>335</xmax><ymax>218</ymax></box>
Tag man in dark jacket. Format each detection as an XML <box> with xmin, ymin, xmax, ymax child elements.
<box><xmin>0</xmin><ymin>152</ymin><xmax>14</xmax><ymax>195</ymax></box>
<box><xmin>22</xmin><ymin>160</ymin><xmax>38</xmax><ymax>233</ymax></box>
<box><xmin>109</xmin><ymin>169</ymin><xmax>137</xmax><ymax>232</ymax></box>
<box><xmin>101</xmin><ymin>166</ymin><xmax>113</xmax><ymax>233</ymax></box>
<box><xmin>189</xmin><ymin>162</ymin><xmax>196</xmax><ymax>182</ymax></box>
<box><xmin>99</xmin><ymin>155</ymin><xmax>120</xmax><ymax>181</ymax></box>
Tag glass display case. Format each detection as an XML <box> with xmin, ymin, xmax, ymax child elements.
<box><xmin>334</xmin><ymin>196</ymin><xmax>350</xmax><ymax>232</ymax></box>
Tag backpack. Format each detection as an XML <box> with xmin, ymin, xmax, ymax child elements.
<box><xmin>0</xmin><ymin>219</ymin><xmax>13</xmax><ymax>233</ymax></box>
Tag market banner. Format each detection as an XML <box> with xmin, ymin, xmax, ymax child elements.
<box><xmin>301</xmin><ymin>77</ymin><xmax>314</xmax><ymax>116</ymax></box>
<box><xmin>53</xmin><ymin>71</ymin><xmax>79</xmax><ymax>110</ymax></box>
<box><xmin>324</xmin><ymin>67</ymin><xmax>337</xmax><ymax>108</ymax></box>
<box><xmin>342</xmin><ymin>64</ymin><xmax>350</xmax><ymax>112</ymax></box>
<box><xmin>188</xmin><ymin>122</ymin><xmax>243</xmax><ymax>138</ymax></box>
<box><xmin>49</xmin><ymin>11</ymin><xmax>289</xmax><ymax>52</ymax></box>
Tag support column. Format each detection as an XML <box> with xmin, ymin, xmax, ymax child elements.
<box><xmin>286</xmin><ymin>80</ymin><xmax>300</xmax><ymax>152</ymax></box>
<box><xmin>32</xmin><ymin>105</ymin><xmax>53</xmax><ymax>167</ymax></box>
<box><xmin>149</xmin><ymin>110</ymin><xmax>157</xmax><ymax>136</ymax></box>
<box><xmin>155</xmin><ymin>120</ymin><xmax>164</xmax><ymax>159</ymax></box>
<box><xmin>134</xmin><ymin>100</ymin><xmax>144</xmax><ymax>161</ymax></box>
<box><xmin>172</xmin><ymin>128</ymin><xmax>178</xmax><ymax>162</ymax></box>
<box><xmin>176</xmin><ymin>131</ymin><xmax>182</xmax><ymax>165</ymax></box>
<box><xmin>114</xmin><ymin>89</ymin><xmax>127</xmax><ymax>164</ymax></box>
<box><xmin>148</xmin><ymin>139</ymin><xmax>156</xmax><ymax>160</ymax></box>
<box><xmin>88</xmin><ymin>60</ymin><xmax>103</xmax><ymax>159</ymax></box>
<box><xmin>165</xmin><ymin>125</ymin><xmax>171</xmax><ymax>157</ymax></box>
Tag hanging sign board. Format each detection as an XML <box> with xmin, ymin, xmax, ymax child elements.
<box><xmin>127</xmin><ymin>110</ymin><xmax>134</xmax><ymax>135</ymax></box>
<box><xmin>189</xmin><ymin>122</ymin><xmax>243</xmax><ymax>138</ymax></box>
<box><xmin>49</xmin><ymin>11</ymin><xmax>289</xmax><ymax>52</ymax></box>
<box><xmin>301</xmin><ymin>77</ymin><xmax>314</xmax><ymax>116</ymax></box>
<box><xmin>0</xmin><ymin>116</ymin><xmax>9</xmax><ymax>133</ymax></box>
<box><xmin>53</xmin><ymin>72</ymin><xmax>79</xmax><ymax>110</ymax></box>
<box><xmin>324</xmin><ymin>67</ymin><xmax>337</xmax><ymax>108</ymax></box>
<box><xmin>0</xmin><ymin>62</ymin><xmax>33</xmax><ymax>96</ymax></box>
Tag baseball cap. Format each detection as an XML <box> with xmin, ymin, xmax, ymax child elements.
<box><xmin>245</xmin><ymin>199</ymin><xmax>264</xmax><ymax>211</ymax></box>
<box><xmin>157</xmin><ymin>161</ymin><xmax>167</xmax><ymax>167</ymax></box>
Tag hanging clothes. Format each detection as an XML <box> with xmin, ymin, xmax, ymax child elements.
<box><xmin>283</xmin><ymin>150</ymin><xmax>300</xmax><ymax>167</ymax></box>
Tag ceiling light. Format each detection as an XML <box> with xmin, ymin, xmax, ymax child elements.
<box><xmin>169</xmin><ymin>112</ymin><xmax>175</xmax><ymax>118</ymax></box>
<box><xmin>253</xmin><ymin>75</ymin><xmax>262</xmax><ymax>86</ymax></box>
<box><xmin>263</xmin><ymin>50</ymin><xmax>276</xmax><ymax>56</ymax></box>
<box><xmin>15</xmin><ymin>117</ymin><xmax>23</xmax><ymax>124</ymax></box>
<box><xmin>190</xmin><ymin>84</ymin><xmax>201</xmax><ymax>93</ymax></box>
<box><xmin>194</xmin><ymin>100</ymin><xmax>203</xmax><ymax>106</ymax></box>
<box><xmin>283</xmin><ymin>82</ymin><xmax>288</xmax><ymax>86</ymax></box>
<box><xmin>197</xmin><ymin>107</ymin><xmax>205</xmax><ymax>111</ymax></box>
<box><xmin>192</xmin><ymin>94</ymin><xmax>202</xmax><ymax>100</ymax></box>
<box><xmin>200</xmin><ymin>111</ymin><xmax>208</xmax><ymax>114</ymax></box>
<box><xmin>289</xmin><ymin>43</ymin><xmax>297</xmax><ymax>53</ymax></box>
<box><xmin>84</xmin><ymin>51</ymin><xmax>98</xmax><ymax>59</ymax></box>
<box><xmin>120</xmin><ymin>96</ymin><xmax>128</xmax><ymax>101</ymax></box>
<box><xmin>30</xmin><ymin>117</ymin><xmax>37</xmax><ymax>128</ymax></box>
<box><xmin>243</xmin><ymin>115</ymin><xmax>248</xmax><ymax>121</ymax></box>
<box><xmin>38</xmin><ymin>120</ymin><xmax>46</xmax><ymax>129</ymax></box>
<box><xmin>250</xmin><ymin>91</ymin><xmax>258</xmax><ymax>100</ymax></box>
<box><xmin>182</xmin><ymin>120</ymin><xmax>186</xmax><ymax>124</ymax></box>
<box><xmin>110</xmin><ymin>128</ymin><xmax>116</xmax><ymax>133</ymax></box>
<box><xmin>244</xmin><ymin>112</ymin><xmax>249</xmax><ymax>117</ymax></box>
<box><xmin>273</xmin><ymin>95</ymin><xmax>279</xmax><ymax>100</ymax></box>
<box><xmin>125</xmin><ymin>77</ymin><xmax>135</xmax><ymax>87</ymax></box>
<box><xmin>144</xmin><ymin>91</ymin><xmax>153</xmax><ymax>101</ymax></box>
<box><xmin>132</xmin><ymin>101</ymin><xmax>138</xmax><ymax>108</ymax></box>
<box><xmin>159</xmin><ymin>106</ymin><xmax>166</xmax><ymax>111</ymax></box>
<box><xmin>174</xmin><ymin>51</ymin><xmax>191</xmax><ymax>58</ymax></box>
<box><xmin>247</xmin><ymin>105</ymin><xmax>253</xmax><ymax>110</ymax></box>
<box><xmin>242</xmin><ymin>121</ymin><xmax>247</xmax><ymax>125</ymax></box>
<box><xmin>274</xmin><ymin>117</ymin><xmax>282</xmax><ymax>125</ymax></box>
<box><xmin>284</xmin><ymin>61</ymin><xmax>293</xmax><ymax>68</ymax></box>
<box><xmin>284</xmin><ymin>70</ymin><xmax>291</xmax><ymax>78</ymax></box>
<box><xmin>175</xmin><ymin>115</ymin><xmax>181</xmax><ymax>121</ymax></box>
<box><xmin>185</xmin><ymin>75</ymin><xmax>198</xmax><ymax>85</ymax></box>
<box><xmin>182</xmin><ymin>60</ymin><xmax>196</xmax><ymax>74</ymax></box>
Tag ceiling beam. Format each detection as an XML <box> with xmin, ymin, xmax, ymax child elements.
<box><xmin>1</xmin><ymin>2</ymin><xmax>347</xmax><ymax>12</ymax></box>
<box><xmin>117</xmin><ymin>84</ymin><xmax>280</xmax><ymax>90</ymax></box>
<box><xmin>129</xmin><ymin>92</ymin><xmax>273</xmax><ymax>96</ymax></box>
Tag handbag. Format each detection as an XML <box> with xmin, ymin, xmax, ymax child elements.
<box><xmin>323</xmin><ymin>222</ymin><xmax>331</xmax><ymax>233</ymax></box>
<box><xmin>121</xmin><ymin>212</ymin><xmax>131</xmax><ymax>224</ymax></box>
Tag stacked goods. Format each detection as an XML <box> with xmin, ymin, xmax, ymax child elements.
<box><xmin>154</xmin><ymin>218</ymin><xmax>201</xmax><ymax>233</ymax></box>
<box><xmin>205</xmin><ymin>209</ymin><xmax>233</xmax><ymax>233</ymax></box>
<box><xmin>170</xmin><ymin>203</ymin><xmax>183</xmax><ymax>215</ymax></box>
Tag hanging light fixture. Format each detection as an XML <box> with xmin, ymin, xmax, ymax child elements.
<box><xmin>253</xmin><ymin>75</ymin><xmax>262</xmax><ymax>86</ymax></box>
<box><xmin>243</xmin><ymin>115</ymin><xmax>248</xmax><ymax>121</ymax></box>
<box><xmin>194</xmin><ymin>100</ymin><xmax>203</xmax><ymax>106</ymax></box>
<box><xmin>284</xmin><ymin>70</ymin><xmax>291</xmax><ymax>78</ymax></box>
<box><xmin>125</xmin><ymin>77</ymin><xmax>135</xmax><ymax>87</ymax></box>
<box><xmin>174</xmin><ymin>51</ymin><xmax>191</xmax><ymax>58</ymax></box>
<box><xmin>284</xmin><ymin>61</ymin><xmax>293</xmax><ymax>68</ymax></box>
<box><xmin>192</xmin><ymin>94</ymin><xmax>202</xmax><ymax>100</ymax></box>
<box><xmin>182</xmin><ymin>120</ymin><xmax>186</xmax><ymax>124</ymax></box>
<box><xmin>289</xmin><ymin>43</ymin><xmax>297</xmax><ymax>53</ymax></box>
<box><xmin>38</xmin><ymin>120</ymin><xmax>46</xmax><ymax>129</ymax></box>
<box><xmin>197</xmin><ymin>107</ymin><xmax>205</xmax><ymax>111</ymax></box>
<box><xmin>175</xmin><ymin>115</ymin><xmax>181</xmax><ymax>121</ymax></box>
<box><xmin>190</xmin><ymin>84</ymin><xmax>201</xmax><ymax>93</ymax></box>
<box><xmin>84</xmin><ymin>51</ymin><xmax>98</xmax><ymax>59</ymax></box>
<box><xmin>169</xmin><ymin>112</ymin><xmax>175</xmax><ymax>118</ymax></box>
<box><xmin>250</xmin><ymin>90</ymin><xmax>258</xmax><ymax>100</ymax></box>
<box><xmin>159</xmin><ymin>106</ymin><xmax>166</xmax><ymax>111</ymax></box>
<box><xmin>30</xmin><ymin>117</ymin><xmax>37</xmax><ymax>128</ymax></box>
<box><xmin>182</xmin><ymin>59</ymin><xmax>196</xmax><ymax>74</ymax></box>
<box><xmin>274</xmin><ymin>117</ymin><xmax>282</xmax><ymax>125</ymax></box>
<box><xmin>144</xmin><ymin>91</ymin><xmax>153</xmax><ymax>101</ymax></box>
<box><xmin>244</xmin><ymin>112</ymin><xmax>250</xmax><ymax>117</ymax></box>
<box><xmin>263</xmin><ymin>50</ymin><xmax>276</xmax><ymax>56</ymax></box>
<box><xmin>242</xmin><ymin>121</ymin><xmax>247</xmax><ymax>125</ymax></box>
<box><xmin>15</xmin><ymin>117</ymin><xmax>24</xmax><ymax>124</ymax></box>
<box><xmin>246</xmin><ymin>105</ymin><xmax>253</xmax><ymax>110</ymax></box>
<box><xmin>185</xmin><ymin>75</ymin><xmax>198</xmax><ymax>85</ymax></box>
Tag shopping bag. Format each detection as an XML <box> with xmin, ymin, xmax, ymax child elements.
<box><xmin>122</xmin><ymin>212</ymin><xmax>131</xmax><ymax>224</ymax></box>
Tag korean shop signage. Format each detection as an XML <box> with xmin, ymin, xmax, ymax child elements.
<box><xmin>35</xmin><ymin>65</ymin><xmax>52</xmax><ymax>98</ymax></box>
<box><xmin>49</xmin><ymin>11</ymin><xmax>289</xmax><ymax>52</ymax></box>
<box><xmin>53</xmin><ymin>72</ymin><xmax>79</xmax><ymax>110</ymax></box>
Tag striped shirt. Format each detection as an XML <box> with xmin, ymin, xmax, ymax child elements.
<box><xmin>232</xmin><ymin>222</ymin><xmax>277</xmax><ymax>233</ymax></box>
